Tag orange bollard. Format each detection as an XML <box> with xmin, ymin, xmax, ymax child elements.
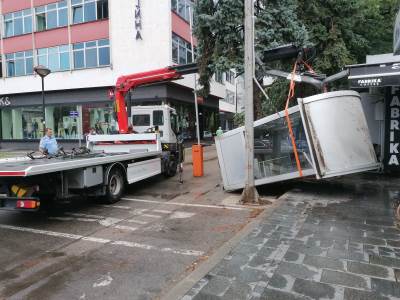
<box><xmin>192</xmin><ymin>144</ymin><xmax>204</xmax><ymax>177</ymax></box>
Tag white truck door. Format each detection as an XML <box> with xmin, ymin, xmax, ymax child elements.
<box><xmin>299</xmin><ymin>90</ymin><xmax>380</xmax><ymax>178</ymax></box>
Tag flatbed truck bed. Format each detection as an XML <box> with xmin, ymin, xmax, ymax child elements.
<box><xmin>0</xmin><ymin>133</ymin><xmax>180</xmax><ymax>211</ymax></box>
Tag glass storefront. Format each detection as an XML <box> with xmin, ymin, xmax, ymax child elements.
<box><xmin>0</xmin><ymin>102</ymin><xmax>116</xmax><ymax>140</ymax></box>
<box><xmin>0</xmin><ymin>99</ymin><xmax>217</xmax><ymax>141</ymax></box>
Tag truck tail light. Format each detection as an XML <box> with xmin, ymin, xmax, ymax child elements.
<box><xmin>16</xmin><ymin>200</ymin><xmax>40</xmax><ymax>209</ymax></box>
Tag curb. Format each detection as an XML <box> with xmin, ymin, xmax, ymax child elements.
<box><xmin>159</xmin><ymin>195</ymin><xmax>286</xmax><ymax>300</ymax></box>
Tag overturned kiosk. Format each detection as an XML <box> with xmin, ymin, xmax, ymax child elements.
<box><xmin>216</xmin><ymin>90</ymin><xmax>380</xmax><ymax>191</ymax></box>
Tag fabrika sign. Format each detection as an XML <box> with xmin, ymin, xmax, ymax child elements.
<box><xmin>385</xmin><ymin>88</ymin><xmax>400</xmax><ymax>170</ymax></box>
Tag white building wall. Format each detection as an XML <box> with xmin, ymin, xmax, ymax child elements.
<box><xmin>0</xmin><ymin>0</ymin><xmax>226</xmax><ymax>100</ymax></box>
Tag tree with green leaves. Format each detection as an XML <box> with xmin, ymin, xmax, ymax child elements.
<box><xmin>194</xmin><ymin>0</ymin><xmax>308</xmax><ymax>118</ymax></box>
<box><xmin>194</xmin><ymin>0</ymin><xmax>398</xmax><ymax>121</ymax></box>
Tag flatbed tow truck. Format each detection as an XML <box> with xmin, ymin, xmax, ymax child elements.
<box><xmin>0</xmin><ymin>63</ymin><xmax>197</xmax><ymax>211</ymax></box>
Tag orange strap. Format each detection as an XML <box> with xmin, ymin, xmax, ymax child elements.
<box><xmin>284</xmin><ymin>61</ymin><xmax>303</xmax><ymax>177</ymax></box>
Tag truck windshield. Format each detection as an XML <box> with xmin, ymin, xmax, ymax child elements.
<box><xmin>153</xmin><ymin>110</ymin><xmax>164</xmax><ymax>126</ymax></box>
<box><xmin>132</xmin><ymin>114</ymin><xmax>150</xmax><ymax>126</ymax></box>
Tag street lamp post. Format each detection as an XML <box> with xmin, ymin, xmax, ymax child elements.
<box><xmin>34</xmin><ymin>65</ymin><xmax>51</xmax><ymax>135</ymax></box>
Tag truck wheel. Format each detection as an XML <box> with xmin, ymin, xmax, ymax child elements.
<box><xmin>164</xmin><ymin>158</ymin><xmax>177</xmax><ymax>177</ymax></box>
<box><xmin>105</xmin><ymin>168</ymin><xmax>125</xmax><ymax>204</ymax></box>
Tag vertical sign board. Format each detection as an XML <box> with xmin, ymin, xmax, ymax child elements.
<box><xmin>385</xmin><ymin>88</ymin><xmax>400</xmax><ymax>170</ymax></box>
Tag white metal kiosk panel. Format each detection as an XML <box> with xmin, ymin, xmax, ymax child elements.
<box><xmin>299</xmin><ymin>91</ymin><xmax>379</xmax><ymax>178</ymax></box>
<box><xmin>215</xmin><ymin>128</ymin><xmax>246</xmax><ymax>190</ymax></box>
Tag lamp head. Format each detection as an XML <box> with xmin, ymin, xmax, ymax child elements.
<box><xmin>34</xmin><ymin>65</ymin><xmax>51</xmax><ymax>78</ymax></box>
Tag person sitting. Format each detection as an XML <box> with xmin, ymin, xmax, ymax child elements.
<box><xmin>39</xmin><ymin>128</ymin><xmax>59</xmax><ymax>155</ymax></box>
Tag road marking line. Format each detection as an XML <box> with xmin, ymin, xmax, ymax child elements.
<box><xmin>140</xmin><ymin>214</ymin><xmax>162</xmax><ymax>218</ymax></box>
<box><xmin>130</xmin><ymin>209</ymin><xmax>162</xmax><ymax>218</ymax></box>
<box><xmin>169</xmin><ymin>212</ymin><xmax>196</xmax><ymax>219</ymax></box>
<box><xmin>66</xmin><ymin>212</ymin><xmax>104</xmax><ymax>219</ymax></box>
<box><xmin>0</xmin><ymin>224</ymin><xmax>203</xmax><ymax>256</ymax></box>
<box><xmin>99</xmin><ymin>205</ymin><xmax>132</xmax><ymax>210</ymax></box>
<box><xmin>127</xmin><ymin>219</ymin><xmax>148</xmax><ymax>225</ymax></box>
<box><xmin>153</xmin><ymin>209</ymin><xmax>172</xmax><ymax>214</ymax></box>
<box><xmin>114</xmin><ymin>225</ymin><xmax>138</xmax><ymax>231</ymax></box>
<box><xmin>121</xmin><ymin>198</ymin><xmax>251</xmax><ymax>211</ymax></box>
<box><xmin>53</xmin><ymin>214</ymin><xmax>138</xmax><ymax>232</ymax></box>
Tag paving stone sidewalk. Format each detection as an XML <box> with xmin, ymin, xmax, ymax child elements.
<box><xmin>182</xmin><ymin>178</ymin><xmax>400</xmax><ymax>300</ymax></box>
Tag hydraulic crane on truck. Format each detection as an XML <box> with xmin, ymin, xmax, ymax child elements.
<box><xmin>0</xmin><ymin>63</ymin><xmax>200</xmax><ymax>210</ymax></box>
<box><xmin>114</xmin><ymin>63</ymin><xmax>199</xmax><ymax>134</ymax></box>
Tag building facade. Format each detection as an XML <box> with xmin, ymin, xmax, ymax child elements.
<box><xmin>218</xmin><ymin>70</ymin><xmax>244</xmax><ymax>131</ymax></box>
<box><xmin>0</xmin><ymin>0</ymin><xmax>228</xmax><ymax>148</ymax></box>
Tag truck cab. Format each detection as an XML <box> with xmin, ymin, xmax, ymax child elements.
<box><xmin>131</xmin><ymin>105</ymin><xmax>179</xmax><ymax>145</ymax></box>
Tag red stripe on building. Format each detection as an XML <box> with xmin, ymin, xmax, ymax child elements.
<box><xmin>33</xmin><ymin>0</ymin><xmax>60</xmax><ymax>7</ymax></box>
<box><xmin>35</xmin><ymin>27</ymin><xmax>69</xmax><ymax>49</ymax></box>
<box><xmin>71</xmin><ymin>20</ymin><xmax>109</xmax><ymax>44</ymax></box>
<box><xmin>3</xmin><ymin>35</ymin><xmax>33</xmax><ymax>54</ymax></box>
<box><xmin>2</xmin><ymin>0</ymin><xmax>31</xmax><ymax>14</ymax></box>
<box><xmin>171</xmin><ymin>12</ymin><xmax>197</xmax><ymax>45</ymax></box>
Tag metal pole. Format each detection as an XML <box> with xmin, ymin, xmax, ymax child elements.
<box><xmin>189</xmin><ymin>7</ymin><xmax>201</xmax><ymax>145</ymax></box>
<box><xmin>241</xmin><ymin>0</ymin><xmax>258</xmax><ymax>203</ymax></box>
<box><xmin>41</xmin><ymin>76</ymin><xmax>46</xmax><ymax>135</ymax></box>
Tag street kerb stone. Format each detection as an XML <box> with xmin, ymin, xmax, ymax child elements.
<box><xmin>283</xmin><ymin>251</ymin><xmax>305</xmax><ymax>264</ymax></box>
<box><xmin>321</xmin><ymin>269</ymin><xmax>369</xmax><ymax>289</ymax></box>
<box><xmin>347</xmin><ymin>261</ymin><xmax>390</xmax><ymax>279</ymax></box>
<box><xmin>197</xmin><ymin>275</ymin><xmax>232</xmax><ymax>297</ymax></box>
<box><xmin>220</xmin><ymin>281</ymin><xmax>252</xmax><ymax>300</ymax></box>
<box><xmin>395</xmin><ymin>268</ymin><xmax>400</xmax><ymax>282</ymax></box>
<box><xmin>260</xmin><ymin>288</ymin><xmax>305</xmax><ymax>300</ymax></box>
<box><xmin>275</xmin><ymin>261</ymin><xmax>320</xmax><ymax>281</ymax></box>
<box><xmin>344</xmin><ymin>288</ymin><xmax>390</xmax><ymax>300</ymax></box>
<box><xmin>369</xmin><ymin>254</ymin><xmax>400</xmax><ymax>268</ymax></box>
<box><xmin>267</xmin><ymin>272</ymin><xmax>298</xmax><ymax>292</ymax></box>
<box><xmin>387</xmin><ymin>239</ymin><xmax>400</xmax><ymax>248</ymax></box>
<box><xmin>303</xmin><ymin>255</ymin><xmax>345</xmax><ymax>272</ymax></box>
<box><xmin>292</xmin><ymin>278</ymin><xmax>336</xmax><ymax>299</ymax></box>
<box><xmin>371</xmin><ymin>277</ymin><xmax>400</xmax><ymax>298</ymax></box>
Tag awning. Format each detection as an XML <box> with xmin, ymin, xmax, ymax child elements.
<box><xmin>347</xmin><ymin>61</ymin><xmax>400</xmax><ymax>88</ymax></box>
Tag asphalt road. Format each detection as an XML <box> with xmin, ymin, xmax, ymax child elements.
<box><xmin>0</xmin><ymin>150</ymin><xmax>263</xmax><ymax>300</ymax></box>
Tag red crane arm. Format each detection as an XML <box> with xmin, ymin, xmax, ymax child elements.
<box><xmin>114</xmin><ymin>63</ymin><xmax>198</xmax><ymax>134</ymax></box>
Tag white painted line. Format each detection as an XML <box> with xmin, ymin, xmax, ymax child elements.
<box><xmin>121</xmin><ymin>198</ymin><xmax>251</xmax><ymax>211</ymax></box>
<box><xmin>114</xmin><ymin>225</ymin><xmax>138</xmax><ymax>232</ymax></box>
<box><xmin>130</xmin><ymin>208</ymin><xmax>162</xmax><ymax>218</ymax></box>
<box><xmin>153</xmin><ymin>209</ymin><xmax>173</xmax><ymax>214</ymax></box>
<box><xmin>127</xmin><ymin>219</ymin><xmax>148</xmax><ymax>225</ymax></box>
<box><xmin>93</xmin><ymin>273</ymin><xmax>113</xmax><ymax>288</ymax></box>
<box><xmin>0</xmin><ymin>224</ymin><xmax>204</xmax><ymax>256</ymax></box>
<box><xmin>99</xmin><ymin>205</ymin><xmax>132</xmax><ymax>210</ymax></box>
<box><xmin>169</xmin><ymin>212</ymin><xmax>196</xmax><ymax>219</ymax></box>
<box><xmin>66</xmin><ymin>212</ymin><xmax>104</xmax><ymax>219</ymax></box>
<box><xmin>140</xmin><ymin>214</ymin><xmax>162</xmax><ymax>218</ymax></box>
<box><xmin>54</xmin><ymin>214</ymin><xmax>138</xmax><ymax>232</ymax></box>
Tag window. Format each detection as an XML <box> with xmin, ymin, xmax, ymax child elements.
<box><xmin>132</xmin><ymin>114</ymin><xmax>150</xmax><ymax>127</ymax></box>
<box><xmin>83</xmin><ymin>103</ymin><xmax>116</xmax><ymax>134</ymax></box>
<box><xmin>226</xmin><ymin>70</ymin><xmax>235</xmax><ymax>85</ymax></box>
<box><xmin>35</xmin><ymin>1</ymin><xmax>68</xmax><ymax>32</ymax></box>
<box><xmin>224</xmin><ymin>90</ymin><xmax>235</xmax><ymax>104</ymax></box>
<box><xmin>4</xmin><ymin>9</ymin><xmax>33</xmax><ymax>37</ymax></box>
<box><xmin>153</xmin><ymin>111</ymin><xmax>164</xmax><ymax>126</ymax></box>
<box><xmin>171</xmin><ymin>0</ymin><xmax>193</xmax><ymax>22</ymax></box>
<box><xmin>37</xmin><ymin>45</ymin><xmax>70</xmax><ymax>72</ymax></box>
<box><xmin>215</xmin><ymin>70</ymin><xmax>223</xmax><ymax>84</ymax></box>
<box><xmin>6</xmin><ymin>51</ymin><xmax>34</xmax><ymax>77</ymax></box>
<box><xmin>73</xmin><ymin>39</ymin><xmax>110</xmax><ymax>69</ymax></box>
<box><xmin>72</xmin><ymin>0</ymin><xmax>109</xmax><ymax>24</ymax></box>
<box><xmin>172</xmin><ymin>34</ymin><xmax>194</xmax><ymax>64</ymax></box>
